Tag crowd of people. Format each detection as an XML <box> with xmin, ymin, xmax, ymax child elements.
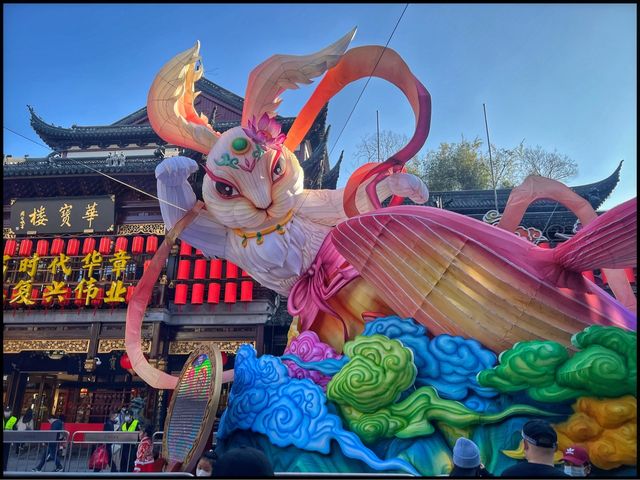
<box><xmin>449</xmin><ymin>419</ymin><xmax>593</xmax><ymax>478</ymax></box>
<box><xmin>0</xmin><ymin>403</ymin><xmax>613</xmax><ymax>477</ymax></box>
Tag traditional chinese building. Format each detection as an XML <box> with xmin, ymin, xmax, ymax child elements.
<box><xmin>2</xmin><ymin>77</ymin><xmax>339</xmax><ymax>431</ymax></box>
<box><xmin>3</xmin><ymin>74</ymin><xmax>634</xmax><ymax>432</ymax></box>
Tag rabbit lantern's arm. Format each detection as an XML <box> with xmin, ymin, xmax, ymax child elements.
<box><xmin>297</xmin><ymin>172</ymin><xmax>429</xmax><ymax>226</ymax></box>
<box><xmin>155</xmin><ymin>156</ymin><xmax>228</xmax><ymax>258</ymax></box>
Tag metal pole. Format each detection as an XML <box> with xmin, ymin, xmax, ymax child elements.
<box><xmin>483</xmin><ymin>103</ymin><xmax>499</xmax><ymax>213</ymax></box>
<box><xmin>376</xmin><ymin>110</ymin><xmax>380</xmax><ymax>162</ymax></box>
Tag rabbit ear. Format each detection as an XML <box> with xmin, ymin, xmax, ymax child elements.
<box><xmin>147</xmin><ymin>41</ymin><xmax>221</xmax><ymax>155</ymax></box>
<box><xmin>241</xmin><ymin>28</ymin><xmax>356</xmax><ymax>127</ymax></box>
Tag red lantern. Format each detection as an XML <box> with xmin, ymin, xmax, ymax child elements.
<box><xmin>59</xmin><ymin>287</ymin><xmax>72</xmax><ymax>307</ymax></box>
<box><xmin>91</xmin><ymin>288</ymin><xmax>104</xmax><ymax>307</ymax></box>
<box><xmin>146</xmin><ymin>235</ymin><xmax>158</xmax><ymax>254</ymax></box>
<box><xmin>194</xmin><ymin>259</ymin><xmax>207</xmax><ymax>279</ymax></box>
<box><xmin>42</xmin><ymin>288</ymin><xmax>54</xmax><ymax>307</ymax></box>
<box><xmin>191</xmin><ymin>283</ymin><xmax>204</xmax><ymax>305</ymax></box>
<box><xmin>240</xmin><ymin>281</ymin><xmax>253</xmax><ymax>302</ymax></box>
<box><xmin>132</xmin><ymin>236</ymin><xmax>145</xmax><ymax>254</ymax></box>
<box><xmin>4</xmin><ymin>239</ymin><xmax>17</xmax><ymax>257</ymax></box>
<box><xmin>74</xmin><ymin>291</ymin><xmax>85</xmax><ymax>307</ymax></box>
<box><xmin>126</xmin><ymin>286</ymin><xmax>135</xmax><ymax>303</ymax></box>
<box><xmin>538</xmin><ymin>242</ymin><xmax>550</xmax><ymax>249</ymax></box>
<box><xmin>66</xmin><ymin>238</ymin><xmax>80</xmax><ymax>256</ymax></box>
<box><xmin>209</xmin><ymin>259</ymin><xmax>222</xmax><ymax>279</ymax></box>
<box><xmin>226</xmin><ymin>262</ymin><xmax>238</xmax><ymax>279</ymax></box>
<box><xmin>120</xmin><ymin>352</ymin><xmax>133</xmax><ymax>370</ymax></box>
<box><xmin>115</xmin><ymin>237</ymin><xmax>128</xmax><ymax>252</ymax></box>
<box><xmin>625</xmin><ymin>268</ymin><xmax>636</xmax><ymax>284</ymax></box>
<box><xmin>195</xmin><ymin>249</ymin><xmax>204</xmax><ymax>256</ymax></box>
<box><xmin>174</xmin><ymin>284</ymin><xmax>188</xmax><ymax>305</ymax></box>
<box><xmin>50</xmin><ymin>238</ymin><xmax>65</xmax><ymax>256</ymax></box>
<box><xmin>241</xmin><ymin>270</ymin><xmax>250</xmax><ymax>278</ymax></box>
<box><xmin>36</xmin><ymin>239</ymin><xmax>49</xmax><ymax>256</ymax></box>
<box><xmin>18</xmin><ymin>239</ymin><xmax>33</xmax><ymax>257</ymax></box>
<box><xmin>82</xmin><ymin>238</ymin><xmax>96</xmax><ymax>255</ymax></box>
<box><xmin>179</xmin><ymin>241</ymin><xmax>192</xmax><ymax>257</ymax></box>
<box><xmin>30</xmin><ymin>287</ymin><xmax>40</xmax><ymax>305</ymax></box>
<box><xmin>98</xmin><ymin>237</ymin><xmax>112</xmax><ymax>255</ymax></box>
<box><xmin>600</xmin><ymin>271</ymin><xmax>608</xmax><ymax>285</ymax></box>
<box><xmin>224</xmin><ymin>282</ymin><xmax>237</xmax><ymax>303</ymax></box>
<box><xmin>582</xmin><ymin>271</ymin><xmax>595</xmax><ymax>282</ymax></box>
<box><xmin>207</xmin><ymin>283</ymin><xmax>220</xmax><ymax>304</ymax></box>
<box><xmin>177</xmin><ymin>260</ymin><xmax>191</xmax><ymax>280</ymax></box>
<box><xmin>220</xmin><ymin>351</ymin><xmax>228</xmax><ymax>366</ymax></box>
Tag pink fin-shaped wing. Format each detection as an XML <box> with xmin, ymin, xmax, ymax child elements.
<box><xmin>553</xmin><ymin>197</ymin><xmax>637</xmax><ymax>271</ymax></box>
<box><xmin>330</xmin><ymin>206</ymin><xmax>636</xmax><ymax>353</ymax></box>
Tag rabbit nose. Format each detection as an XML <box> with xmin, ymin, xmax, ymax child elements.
<box><xmin>257</xmin><ymin>201</ymin><xmax>274</xmax><ymax>211</ymax></box>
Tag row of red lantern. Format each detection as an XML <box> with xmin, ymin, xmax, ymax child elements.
<box><xmin>4</xmin><ymin>236</ymin><xmax>160</xmax><ymax>258</ymax></box>
<box><xmin>176</xmin><ymin>259</ymin><xmax>248</xmax><ymax>280</ymax></box>
<box><xmin>5</xmin><ymin>285</ymin><xmax>136</xmax><ymax>307</ymax></box>
<box><xmin>173</xmin><ymin>281</ymin><xmax>254</xmax><ymax>305</ymax></box>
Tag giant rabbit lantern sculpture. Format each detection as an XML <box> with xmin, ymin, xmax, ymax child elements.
<box><xmin>126</xmin><ymin>28</ymin><xmax>636</xmax><ymax>392</ymax></box>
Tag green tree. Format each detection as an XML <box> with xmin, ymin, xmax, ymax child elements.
<box><xmin>417</xmin><ymin>136</ymin><xmax>492</xmax><ymax>191</ymax></box>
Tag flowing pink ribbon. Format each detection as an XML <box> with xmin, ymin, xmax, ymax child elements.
<box><xmin>288</xmin><ymin>236</ymin><xmax>360</xmax><ymax>339</ymax></box>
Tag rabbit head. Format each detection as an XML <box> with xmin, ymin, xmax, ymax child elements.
<box><xmin>201</xmin><ymin>125</ymin><xmax>303</xmax><ymax>230</ymax></box>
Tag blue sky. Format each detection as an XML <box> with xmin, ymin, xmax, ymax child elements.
<box><xmin>4</xmin><ymin>4</ymin><xmax>636</xmax><ymax>209</ymax></box>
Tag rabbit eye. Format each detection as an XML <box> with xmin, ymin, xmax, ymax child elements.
<box><xmin>215</xmin><ymin>181</ymin><xmax>238</xmax><ymax>198</ymax></box>
<box><xmin>271</xmin><ymin>157</ymin><xmax>285</xmax><ymax>182</ymax></box>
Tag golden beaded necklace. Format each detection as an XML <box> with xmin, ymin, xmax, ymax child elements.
<box><xmin>233</xmin><ymin>210</ymin><xmax>294</xmax><ymax>247</ymax></box>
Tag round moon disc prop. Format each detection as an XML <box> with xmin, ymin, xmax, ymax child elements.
<box><xmin>162</xmin><ymin>344</ymin><xmax>222</xmax><ymax>471</ymax></box>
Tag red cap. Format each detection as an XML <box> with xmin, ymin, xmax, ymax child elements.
<box><xmin>562</xmin><ymin>445</ymin><xmax>590</xmax><ymax>466</ymax></box>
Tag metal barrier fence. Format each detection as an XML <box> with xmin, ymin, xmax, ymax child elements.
<box><xmin>3</xmin><ymin>430</ymin><xmax>163</xmax><ymax>474</ymax></box>
<box><xmin>5</xmin><ymin>431</ymin><xmax>414</xmax><ymax>477</ymax></box>
<box><xmin>4</xmin><ymin>474</ymin><xmax>194</xmax><ymax>478</ymax></box>
<box><xmin>152</xmin><ymin>430</ymin><xmax>163</xmax><ymax>449</ymax></box>
<box><xmin>3</xmin><ymin>430</ymin><xmax>69</xmax><ymax>473</ymax></box>
<box><xmin>66</xmin><ymin>431</ymin><xmax>140</xmax><ymax>473</ymax></box>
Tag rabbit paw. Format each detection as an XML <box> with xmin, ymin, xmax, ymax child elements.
<box><xmin>155</xmin><ymin>156</ymin><xmax>199</xmax><ymax>186</ymax></box>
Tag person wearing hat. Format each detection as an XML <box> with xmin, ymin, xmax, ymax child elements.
<box><xmin>501</xmin><ymin>420</ymin><xmax>569</xmax><ymax>477</ymax></box>
<box><xmin>450</xmin><ymin>437</ymin><xmax>492</xmax><ymax>477</ymax></box>
<box><xmin>561</xmin><ymin>445</ymin><xmax>592</xmax><ymax>477</ymax></box>
<box><xmin>119</xmin><ymin>408</ymin><xmax>140</xmax><ymax>473</ymax></box>
<box><xmin>212</xmin><ymin>446</ymin><xmax>274</xmax><ymax>477</ymax></box>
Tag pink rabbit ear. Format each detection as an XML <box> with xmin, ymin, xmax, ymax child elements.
<box><xmin>147</xmin><ymin>41</ymin><xmax>222</xmax><ymax>155</ymax></box>
<box><xmin>241</xmin><ymin>28</ymin><xmax>356</xmax><ymax>128</ymax></box>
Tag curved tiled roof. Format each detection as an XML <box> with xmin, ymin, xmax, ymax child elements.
<box><xmin>3</xmin><ymin>154</ymin><xmax>163</xmax><ymax>177</ymax></box>
<box><xmin>414</xmin><ymin>160</ymin><xmax>622</xmax><ymax>213</ymax></box>
<box><xmin>29</xmin><ymin>106</ymin><xmax>296</xmax><ymax>151</ymax></box>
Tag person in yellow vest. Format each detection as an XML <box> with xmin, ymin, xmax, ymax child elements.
<box><xmin>119</xmin><ymin>409</ymin><xmax>140</xmax><ymax>473</ymax></box>
<box><xmin>3</xmin><ymin>406</ymin><xmax>18</xmax><ymax>471</ymax></box>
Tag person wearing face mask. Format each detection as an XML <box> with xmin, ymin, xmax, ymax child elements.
<box><xmin>119</xmin><ymin>409</ymin><xmax>140</xmax><ymax>473</ymax></box>
<box><xmin>195</xmin><ymin>450</ymin><xmax>216</xmax><ymax>477</ymax></box>
<box><xmin>3</xmin><ymin>406</ymin><xmax>18</xmax><ymax>471</ymax></box>
<box><xmin>561</xmin><ymin>445</ymin><xmax>592</xmax><ymax>477</ymax></box>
